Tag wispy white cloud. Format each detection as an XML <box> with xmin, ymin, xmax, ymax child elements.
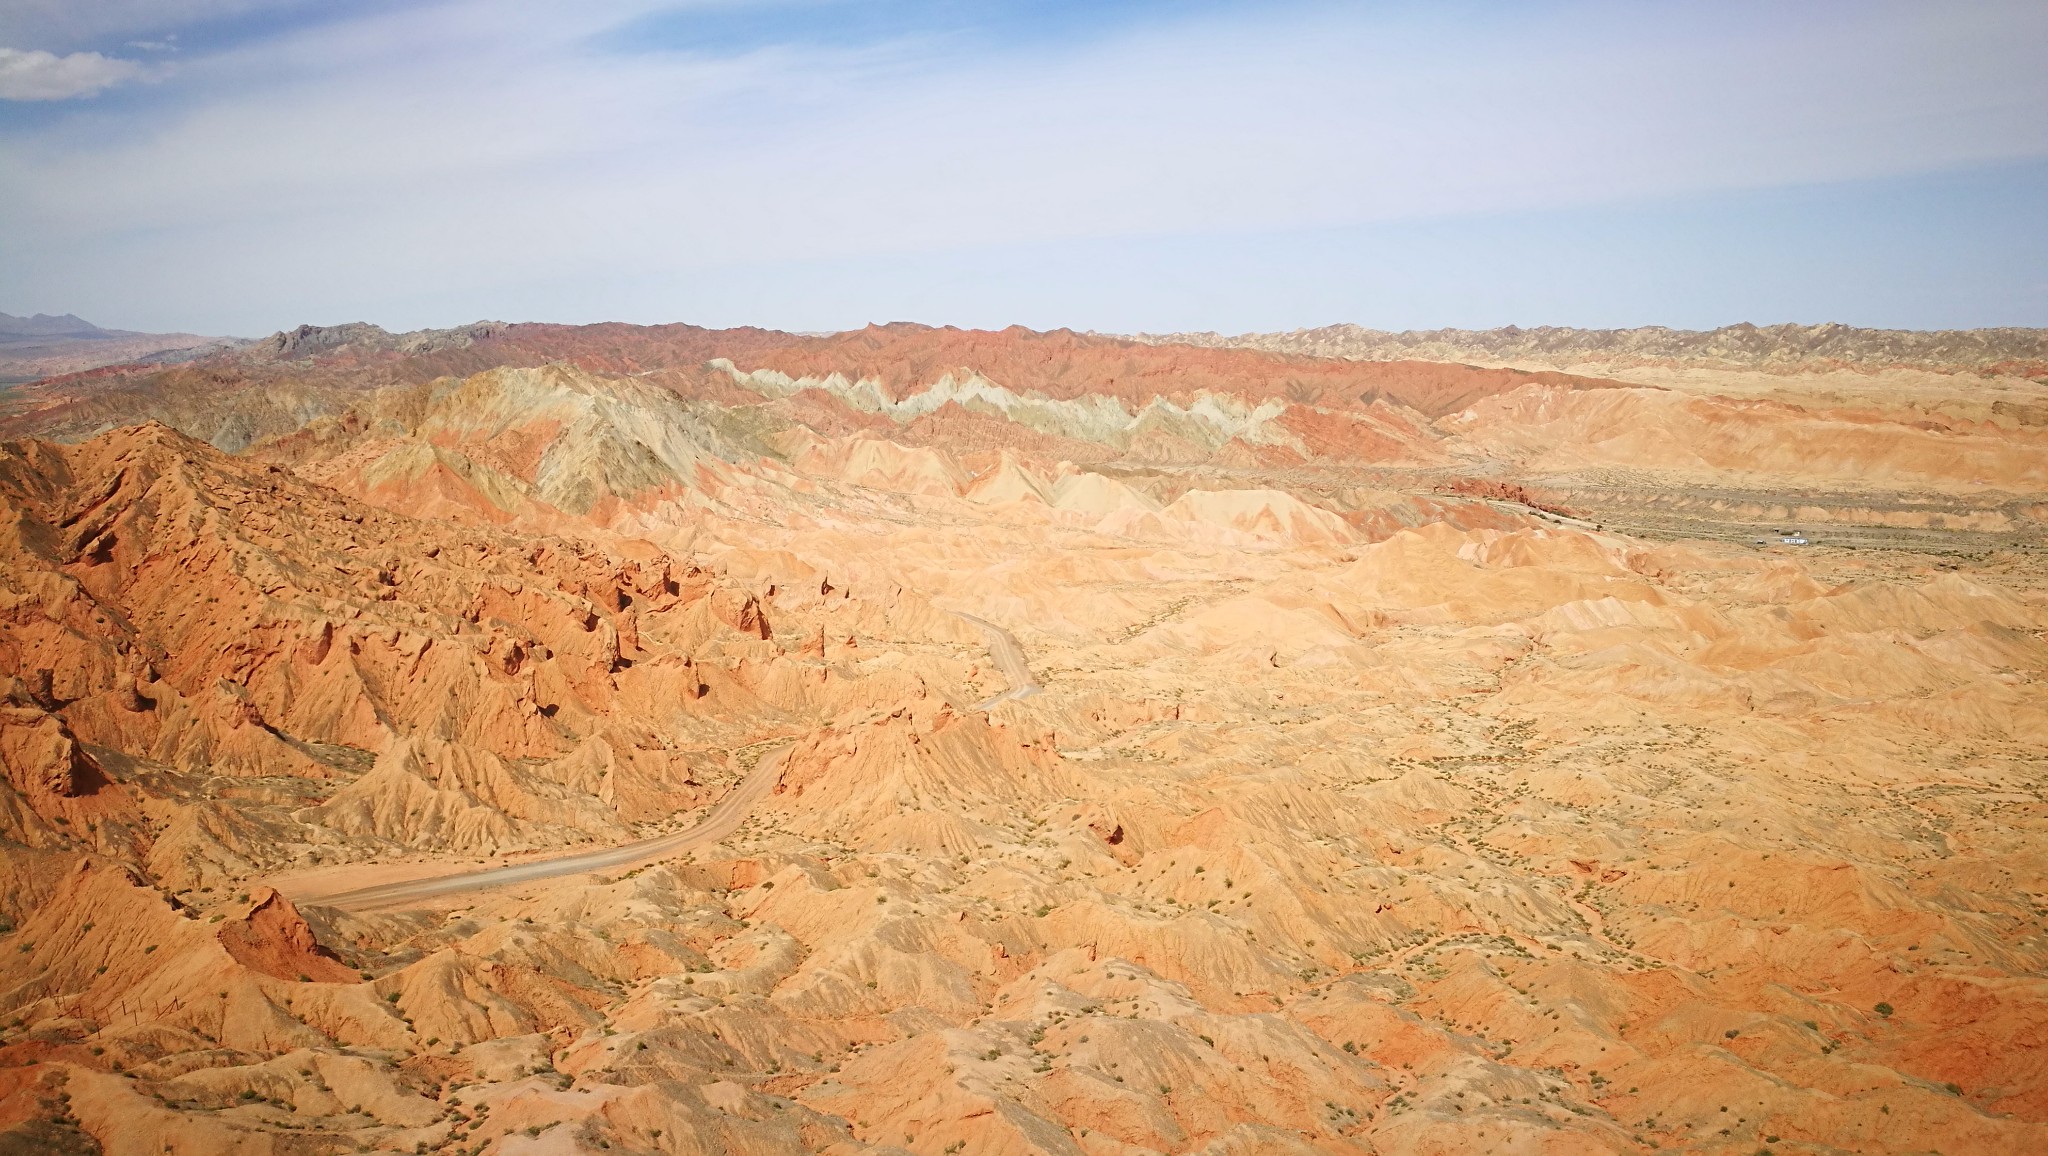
<box><xmin>1</xmin><ymin>0</ymin><xmax>2045</xmax><ymax>330</ymax></box>
<box><xmin>0</xmin><ymin>0</ymin><xmax>297</xmax><ymax>51</ymax></box>
<box><xmin>0</xmin><ymin>47</ymin><xmax>145</xmax><ymax>100</ymax></box>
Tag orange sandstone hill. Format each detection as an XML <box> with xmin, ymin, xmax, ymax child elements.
<box><xmin>0</xmin><ymin>321</ymin><xmax>2043</xmax><ymax>1155</ymax></box>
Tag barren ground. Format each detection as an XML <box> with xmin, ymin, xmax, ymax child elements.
<box><xmin>0</xmin><ymin>322</ymin><xmax>2043</xmax><ymax>1155</ymax></box>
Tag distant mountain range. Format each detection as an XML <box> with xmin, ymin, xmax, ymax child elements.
<box><xmin>1127</xmin><ymin>322</ymin><xmax>2048</xmax><ymax>375</ymax></box>
<box><xmin>9</xmin><ymin>313</ymin><xmax>2044</xmax><ymax>390</ymax></box>
<box><xmin>0</xmin><ymin>312</ymin><xmax>113</xmax><ymax>340</ymax></box>
<box><xmin>0</xmin><ymin>312</ymin><xmax>244</xmax><ymax>384</ymax></box>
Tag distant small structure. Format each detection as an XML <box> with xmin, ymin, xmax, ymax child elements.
<box><xmin>1780</xmin><ymin>536</ymin><xmax>1809</xmax><ymax>546</ymax></box>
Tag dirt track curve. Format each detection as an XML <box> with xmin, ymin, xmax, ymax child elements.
<box><xmin>958</xmin><ymin>612</ymin><xmax>1041</xmax><ymax>709</ymax></box>
<box><xmin>307</xmin><ymin>613</ymin><xmax>1037</xmax><ymax>910</ymax></box>
<box><xmin>312</xmin><ymin>746</ymin><xmax>793</xmax><ymax>910</ymax></box>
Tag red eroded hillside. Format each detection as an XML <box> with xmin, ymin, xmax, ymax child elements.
<box><xmin>718</xmin><ymin>323</ymin><xmax>1624</xmax><ymax>417</ymax></box>
<box><xmin>6</xmin><ymin>322</ymin><xmax>1626</xmax><ymax>446</ymax></box>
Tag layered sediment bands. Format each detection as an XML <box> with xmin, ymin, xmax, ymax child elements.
<box><xmin>14</xmin><ymin>320</ymin><xmax>2044</xmax><ymax>549</ymax></box>
<box><xmin>0</xmin><ymin>323</ymin><xmax>2044</xmax><ymax>1154</ymax></box>
<box><xmin>1133</xmin><ymin>321</ymin><xmax>2048</xmax><ymax>376</ymax></box>
<box><xmin>1444</xmin><ymin>385</ymin><xmax>2048</xmax><ymax>492</ymax></box>
<box><xmin>707</xmin><ymin>322</ymin><xmax>1620</xmax><ymax>419</ymax></box>
<box><xmin>1</xmin><ymin>321</ymin><xmax>1615</xmax><ymax>454</ymax></box>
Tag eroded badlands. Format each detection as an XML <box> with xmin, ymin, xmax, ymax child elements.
<box><xmin>0</xmin><ymin>322</ymin><xmax>2044</xmax><ymax>1155</ymax></box>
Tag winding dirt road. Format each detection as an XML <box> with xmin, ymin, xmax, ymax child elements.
<box><xmin>958</xmin><ymin>611</ymin><xmax>1041</xmax><ymax>709</ymax></box>
<box><xmin>304</xmin><ymin>613</ymin><xmax>1037</xmax><ymax>910</ymax></box>
<box><xmin>312</xmin><ymin>746</ymin><xmax>792</xmax><ymax>910</ymax></box>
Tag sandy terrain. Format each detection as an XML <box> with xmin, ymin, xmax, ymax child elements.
<box><xmin>0</xmin><ymin>322</ymin><xmax>2043</xmax><ymax>1154</ymax></box>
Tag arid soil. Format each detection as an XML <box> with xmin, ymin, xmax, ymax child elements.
<box><xmin>1133</xmin><ymin>322</ymin><xmax>2048</xmax><ymax>377</ymax></box>
<box><xmin>0</xmin><ymin>321</ymin><xmax>2044</xmax><ymax>1155</ymax></box>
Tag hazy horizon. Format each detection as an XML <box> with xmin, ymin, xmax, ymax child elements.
<box><xmin>16</xmin><ymin>310</ymin><xmax>2048</xmax><ymax>345</ymax></box>
<box><xmin>4</xmin><ymin>0</ymin><xmax>2047</xmax><ymax>336</ymax></box>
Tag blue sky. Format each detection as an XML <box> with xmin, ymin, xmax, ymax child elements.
<box><xmin>2</xmin><ymin>0</ymin><xmax>2045</xmax><ymax>337</ymax></box>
